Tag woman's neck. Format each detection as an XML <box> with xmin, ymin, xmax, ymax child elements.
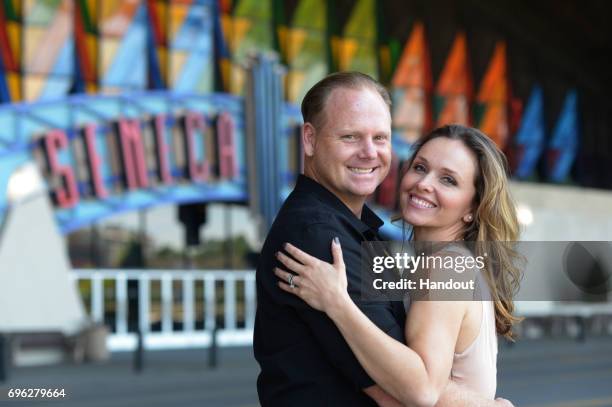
<box><xmin>413</xmin><ymin>225</ymin><xmax>464</xmax><ymax>242</ymax></box>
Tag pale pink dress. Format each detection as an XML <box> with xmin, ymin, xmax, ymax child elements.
<box><xmin>451</xmin><ymin>301</ymin><xmax>498</xmax><ymax>399</ymax></box>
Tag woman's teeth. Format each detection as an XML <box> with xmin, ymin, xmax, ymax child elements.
<box><xmin>410</xmin><ymin>195</ymin><xmax>436</xmax><ymax>208</ymax></box>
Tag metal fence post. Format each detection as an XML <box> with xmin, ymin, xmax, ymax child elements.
<box><xmin>0</xmin><ymin>334</ymin><xmax>10</xmax><ymax>382</ymax></box>
<box><xmin>208</xmin><ymin>326</ymin><xmax>218</xmax><ymax>369</ymax></box>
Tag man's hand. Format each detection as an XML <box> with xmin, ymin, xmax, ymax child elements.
<box><xmin>495</xmin><ymin>397</ymin><xmax>515</xmax><ymax>407</ymax></box>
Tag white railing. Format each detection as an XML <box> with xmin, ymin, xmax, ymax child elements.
<box><xmin>72</xmin><ymin>269</ymin><xmax>256</xmax><ymax>352</ymax></box>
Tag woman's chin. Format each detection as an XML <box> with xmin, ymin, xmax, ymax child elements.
<box><xmin>401</xmin><ymin>212</ymin><xmax>429</xmax><ymax>227</ymax></box>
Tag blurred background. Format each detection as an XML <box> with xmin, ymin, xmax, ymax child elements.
<box><xmin>0</xmin><ymin>0</ymin><xmax>611</xmax><ymax>406</ymax></box>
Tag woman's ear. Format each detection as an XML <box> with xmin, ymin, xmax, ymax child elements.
<box><xmin>302</xmin><ymin>122</ymin><xmax>316</xmax><ymax>157</ymax></box>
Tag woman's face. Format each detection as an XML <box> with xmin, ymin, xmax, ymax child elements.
<box><xmin>400</xmin><ymin>137</ymin><xmax>478</xmax><ymax>241</ymax></box>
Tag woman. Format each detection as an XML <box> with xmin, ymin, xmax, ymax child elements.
<box><xmin>273</xmin><ymin>125</ymin><xmax>522</xmax><ymax>406</ymax></box>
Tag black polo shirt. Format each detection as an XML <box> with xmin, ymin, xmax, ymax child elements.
<box><xmin>254</xmin><ymin>175</ymin><xmax>406</xmax><ymax>407</ymax></box>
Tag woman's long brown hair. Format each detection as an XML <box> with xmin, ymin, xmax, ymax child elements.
<box><xmin>403</xmin><ymin>125</ymin><xmax>523</xmax><ymax>340</ymax></box>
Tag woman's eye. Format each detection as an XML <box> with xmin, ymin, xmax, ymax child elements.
<box><xmin>441</xmin><ymin>176</ymin><xmax>457</xmax><ymax>185</ymax></box>
<box><xmin>413</xmin><ymin>164</ymin><xmax>426</xmax><ymax>172</ymax></box>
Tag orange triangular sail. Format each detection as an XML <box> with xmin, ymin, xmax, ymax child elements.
<box><xmin>435</xmin><ymin>32</ymin><xmax>472</xmax><ymax>127</ymax></box>
<box><xmin>391</xmin><ymin>22</ymin><xmax>432</xmax><ymax>144</ymax></box>
<box><xmin>475</xmin><ymin>41</ymin><xmax>509</xmax><ymax>147</ymax></box>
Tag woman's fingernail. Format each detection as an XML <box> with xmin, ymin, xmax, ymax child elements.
<box><xmin>333</xmin><ymin>237</ymin><xmax>340</xmax><ymax>245</ymax></box>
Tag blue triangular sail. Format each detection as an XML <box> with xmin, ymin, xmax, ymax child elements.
<box><xmin>513</xmin><ymin>86</ymin><xmax>545</xmax><ymax>179</ymax></box>
<box><xmin>546</xmin><ymin>90</ymin><xmax>579</xmax><ymax>183</ymax></box>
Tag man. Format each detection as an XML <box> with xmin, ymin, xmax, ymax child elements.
<box><xmin>254</xmin><ymin>72</ymin><xmax>512</xmax><ymax>407</ymax></box>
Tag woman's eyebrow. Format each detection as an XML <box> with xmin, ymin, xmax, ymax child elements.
<box><xmin>416</xmin><ymin>156</ymin><xmax>462</xmax><ymax>179</ymax></box>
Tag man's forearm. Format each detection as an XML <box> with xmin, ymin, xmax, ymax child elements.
<box><xmin>436</xmin><ymin>381</ymin><xmax>509</xmax><ymax>407</ymax></box>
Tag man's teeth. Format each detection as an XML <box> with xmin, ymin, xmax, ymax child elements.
<box><xmin>348</xmin><ymin>167</ymin><xmax>375</xmax><ymax>174</ymax></box>
<box><xmin>411</xmin><ymin>195</ymin><xmax>436</xmax><ymax>208</ymax></box>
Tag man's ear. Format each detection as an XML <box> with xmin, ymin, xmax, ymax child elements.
<box><xmin>302</xmin><ymin>122</ymin><xmax>316</xmax><ymax>157</ymax></box>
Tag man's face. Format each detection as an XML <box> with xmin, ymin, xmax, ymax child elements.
<box><xmin>303</xmin><ymin>87</ymin><xmax>392</xmax><ymax>213</ymax></box>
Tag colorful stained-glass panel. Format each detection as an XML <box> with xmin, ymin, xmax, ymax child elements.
<box><xmin>99</xmin><ymin>0</ymin><xmax>147</xmax><ymax>93</ymax></box>
<box><xmin>22</xmin><ymin>0</ymin><xmax>74</xmax><ymax>101</ymax></box>
<box><xmin>284</xmin><ymin>0</ymin><xmax>327</xmax><ymax>103</ymax></box>
<box><xmin>168</xmin><ymin>0</ymin><xmax>214</xmax><ymax>93</ymax></box>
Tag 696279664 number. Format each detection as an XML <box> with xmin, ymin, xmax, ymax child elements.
<box><xmin>7</xmin><ymin>388</ymin><xmax>67</xmax><ymax>399</ymax></box>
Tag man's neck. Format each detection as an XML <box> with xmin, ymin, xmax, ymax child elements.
<box><xmin>302</xmin><ymin>172</ymin><xmax>365</xmax><ymax>219</ymax></box>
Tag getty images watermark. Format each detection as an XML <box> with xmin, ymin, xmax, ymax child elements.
<box><xmin>360</xmin><ymin>241</ymin><xmax>612</xmax><ymax>302</ymax></box>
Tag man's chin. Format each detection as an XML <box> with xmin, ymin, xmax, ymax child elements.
<box><xmin>348</xmin><ymin>185</ymin><xmax>379</xmax><ymax>199</ymax></box>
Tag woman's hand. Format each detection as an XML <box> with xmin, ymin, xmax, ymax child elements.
<box><xmin>274</xmin><ymin>237</ymin><xmax>350</xmax><ymax>314</ymax></box>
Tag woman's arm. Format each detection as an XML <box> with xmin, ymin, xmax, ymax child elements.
<box><xmin>275</xmin><ymin>240</ymin><xmax>466</xmax><ymax>407</ymax></box>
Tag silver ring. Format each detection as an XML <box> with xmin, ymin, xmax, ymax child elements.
<box><xmin>288</xmin><ymin>274</ymin><xmax>296</xmax><ymax>288</ymax></box>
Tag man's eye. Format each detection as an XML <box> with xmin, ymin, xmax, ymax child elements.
<box><xmin>374</xmin><ymin>135</ymin><xmax>388</xmax><ymax>141</ymax></box>
<box><xmin>341</xmin><ymin>134</ymin><xmax>356</xmax><ymax>140</ymax></box>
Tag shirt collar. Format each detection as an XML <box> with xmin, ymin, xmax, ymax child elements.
<box><xmin>294</xmin><ymin>174</ymin><xmax>384</xmax><ymax>234</ymax></box>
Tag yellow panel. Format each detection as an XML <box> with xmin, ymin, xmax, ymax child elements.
<box><xmin>330</xmin><ymin>36</ymin><xmax>341</xmax><ymax>67</ymax></box>
<box><xmin>220</xmin><ymin>58</ymin><xmax>231</xmax><ymax>92</ymax></box>
<box><xmin>286</xmin><ymin>28</ymin><xmax>307</xmax><ymax>62</ymax></box>
<box><xmin>338</xmin><ymin>38</ymin><xmax>358</xmax><ymax>71</ymax></box>
<box><xmin>221</xmin><ymin>15</ymin><xmax>232</xmax><ymax>49</ymax></box>
<box><xmin>230</xmin><ymin>63</ymin><xmax>245</xmax><ymax>95</ymax></box>
<box><xmin>100</xmin><ymin>39</ymin><xmax>119</xmax><ymax>76</ymax></box>
<box><xmin>7</xmin><ymin>72</ymin><xmax>22</xmax><ymax>102</ymax></box>
<box><xmin>85</xmin><ymin>82</ymin><xmax>98</xmax><ymax>93</ymax></box>
<box><xmin>23</xmin><ymin>75</ymin><xmax>46</xmax><ymax>102</ymax></box>
<box><xmin>158</xmin><ymin>47</ymin><xmax>168</xmax><ymax>82</ymax></box>
<box><xmin>169</xmin><ymin>51</ymin><xmax>187</xmax><ymax>86</ymax></box>
<box><xmin>7</xmin><ymin>22</ymin><xmax>21</xmax><ymax>63</ymax></box>
<box><xmin>277</xmin><ymin>25</ymin><xmax>288</xmax><ymax>60</ymax></box>
<box><xmin>86</xmin><ymin>34</ymin><xmax>98</xmax><ymax>67</ymax></box>
<box><xmin>11</xmin><ymin>0</ymin><xmax>24</xmax><ymax>15</ymax></box>
<box><xmin>154</xmin><ymin>1</ymin><xmax>168</xmax><ymax>34</ymax></box>
<box><xmin>100</xmin><ymin>0</ymin><xmax>122</xmax><ymax>21</ymax></box>
<box><xmin>286</xmin><ymin>70</ymin><xmax>305</xmax><ymax>103</ymax></box>
<box><xmin>86</xmin><ymin>0</ymin><xmax>98</xmax><ymax>18</ymax></box>
<box><xmin>231</xmin><ymin>17</ymin><xmax>252</xmax><ymax>54</ymax></box>
<box><xmin>24</xmin><ymin>28</ymin><xmax>47</xmax><ymax>68</ymax></box>
<box><xmin>169</xmin><ymin>4</ymin><xmax>189</xmax><ymax>40</ymax></box>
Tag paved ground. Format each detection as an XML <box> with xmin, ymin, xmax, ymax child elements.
<box><xmin>1</xmin><ymin>337</ymin><xmax>611</xmax><ymax>406</ymax></box>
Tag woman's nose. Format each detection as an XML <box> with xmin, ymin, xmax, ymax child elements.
<box><xmin>417</xmin><ymin>176</ymin><xmax>434</xmax><ymax>192</ymax></box>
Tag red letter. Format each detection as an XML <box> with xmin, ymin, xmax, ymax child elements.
<box><xmin>116</xmin><ymin>118</ymin><xmax>149</xmax><ymax>190</ymax></box>
<box><xmin>152</xmin><ymin>114</ymin><xmax>173</xmax><ymax>184</ymax></box>
<box><xmin>83</xmin><ymin>123</ymin><xmax>108</xmax><ymax>198</ymax></box>
<box><xmin>215</xmin><ymin>112</ymin><xmax>237</xmax><ymax>179</ymax></box>
<box><xmin>43</xmin><ymin>130</ymin><xmax>79</xmax><ymax>208</ymax></box>
<box><xmin>182</xmin><ymin>112</ymin><xmax>210</xmax><ymax>182</ymax></box>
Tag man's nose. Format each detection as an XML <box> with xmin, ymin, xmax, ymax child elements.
<box><xmin>358</xmin><ymin>138</ymin><xmax>377</xmax><ymax>159</ymax></box>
